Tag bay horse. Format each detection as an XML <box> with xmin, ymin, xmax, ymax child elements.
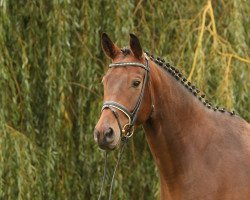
<box><xmin>94</xmin><ymin>33</ymin><xmax>250</xmax><ymax>200</ymax></box>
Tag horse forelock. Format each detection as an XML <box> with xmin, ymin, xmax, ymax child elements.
<box><xmin>121</xmin><ymin>47</ymin><xmax>131</xmax><ymax>56</ymax></box>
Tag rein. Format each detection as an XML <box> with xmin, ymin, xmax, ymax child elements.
<box><xmin>98</xmin><ymin>137</ymin><xmax>128</xmax><ymax>200</ymax></box>
<box><xmin>98</xmin><ymin>56</ymin><xmax>151</xmax><ymax>199</ymax></box>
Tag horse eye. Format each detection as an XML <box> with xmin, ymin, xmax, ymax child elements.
<box><xmin>132</xmin><ymin>80</ymin><xmax>141</xmax><ymax>88</ymax></box>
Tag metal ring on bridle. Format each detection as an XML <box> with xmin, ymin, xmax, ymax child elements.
<box><xmin>122</xmin><ymin>123</ymin><xmax>135</xmax><ymax>138</ymax></box>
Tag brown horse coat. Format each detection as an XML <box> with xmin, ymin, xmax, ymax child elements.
<box><xmin>144</xmin><ymin>59</ymin><xmax>250</xmax><ymax>199</ymax></box>
<box><xmin>95</xmin><ymin>33</ymin><xmax>250</xmax><ymax>200</ymax></box>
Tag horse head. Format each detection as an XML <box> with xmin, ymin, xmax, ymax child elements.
<box><xmin>94</xmin><ymin>33</ymin><xmax>153</xmax><ymax>150</ymax></box>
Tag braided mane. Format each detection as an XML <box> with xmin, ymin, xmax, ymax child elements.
<box><xmin>145</xmin><ymin>51</ymin><xmax>235</xmax><ymax>116</ymax></box>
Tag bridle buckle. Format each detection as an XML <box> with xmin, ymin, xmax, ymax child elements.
<box><xmin>122</xmin><ymin>123</ymin><xmax>135</xmax><ymax>138</ymax></box>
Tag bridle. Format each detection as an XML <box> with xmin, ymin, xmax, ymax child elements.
<box><xmin>101</xmin><ymin>55</ymin><xmax>151</xmax><ymax>138</ymax></box>
<box><xmin>98</xmin><ymin>54</ymin><xmax>153</xmax><ymax>200</ymax></box>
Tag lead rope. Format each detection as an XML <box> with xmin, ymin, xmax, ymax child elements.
<box><xmin>98</xmin><ymin>106</ymin><xmax>128</xmax><ymax>200</ymax></box>
<box><xmin>108</xmin><ymin>137</ymin><xmax>128</xmax><ymax>200</ymax></box>
<box><xmin>98</xmin><ymin>152</ymin><xmax>108</xmax><ymax>200</ymax></box>
<box><xmin>97</xmin><ymin>138</ymin><xmax>128</xmax><ymax>200</ymax></box>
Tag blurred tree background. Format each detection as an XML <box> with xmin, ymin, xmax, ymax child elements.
<box><xmin>0</xmin><ymin>0</ymin><xmax>249</xmax><ymax>199</ymax></box>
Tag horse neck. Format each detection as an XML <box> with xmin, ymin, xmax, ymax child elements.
<box><xmin>143</xmin><ymin>60</ymin><xmax>208</xmax><ymax>186</ymax></box>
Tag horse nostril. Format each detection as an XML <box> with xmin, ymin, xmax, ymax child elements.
<box><xmin>94</xmin><ymin>129</ymin><xmax>100</xmax><ymax>142</ymax></box>
<box><xmin>104</xmin><ymin>127</ymin><xmax>114</xmax><ymax>138</ymax></box>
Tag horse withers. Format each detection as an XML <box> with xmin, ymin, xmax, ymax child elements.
<box><xmin>94</xmin><ymin>33</ymin><xmax>250</xmax><ymax>200</ymax></box>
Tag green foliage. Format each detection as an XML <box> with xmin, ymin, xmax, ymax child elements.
<box><xmin>0</xmin><ymin>0</ymin><xmax>249</xmax><ymax>199</ymax></box>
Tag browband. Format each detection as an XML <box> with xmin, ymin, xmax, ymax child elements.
<box><xmin>109</xmin><ymin>62</ymin><xmax>149</xmax><ymax>71</ymax></box>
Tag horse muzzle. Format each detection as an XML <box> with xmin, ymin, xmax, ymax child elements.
<box><xmin>94</xmin><ymin>124</ymin><xmax>121</xmax><ymax>150</ymax></box>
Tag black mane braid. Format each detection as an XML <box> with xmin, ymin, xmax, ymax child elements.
<box><xmin>145</xmin><ymin>51</ymin><xmax>235</xmax><ymax>116</ymax></box>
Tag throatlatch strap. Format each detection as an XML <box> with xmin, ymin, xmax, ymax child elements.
<box><xmin>130</xmin><ymin>59</ymin><xmax>149</xmax><ymax>125</ymax></box>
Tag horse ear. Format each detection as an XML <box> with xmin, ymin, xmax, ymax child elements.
<box><xmin>129</xmin><ymin>33</ymin><xmax>143</xmax><ymax>59</ymax></box>
<box><xmin>101</xmin><ymin>33</ymin><xmax>119</xmax><ymax>59</ymax></box>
